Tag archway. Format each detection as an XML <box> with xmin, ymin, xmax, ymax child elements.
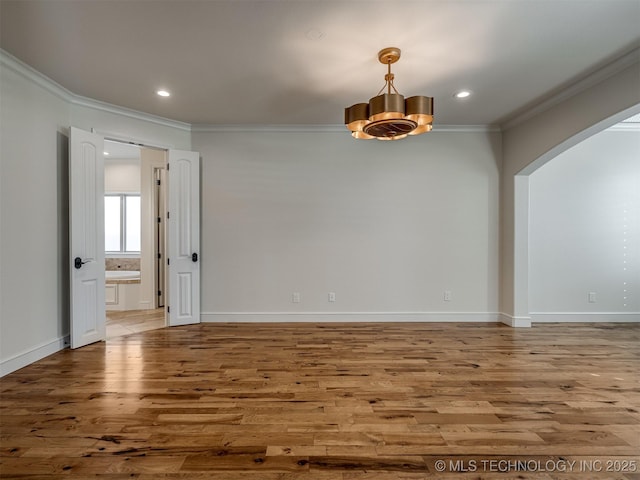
<box><xmin>512</xmin><ymin>103</ymin><xmax>640</xmax><ymax>326</ymax></box>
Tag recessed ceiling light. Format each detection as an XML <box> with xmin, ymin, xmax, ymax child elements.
<box><xmin>305</xmin><ymin>28</ymin><xmax>325</xmax><ymax>41</ymax></box>
<box><xmin>103</xmin><ymin>151</ymin><xmax>110</xmax><ymax>156</ymax></box>
<box><xmin>454</xmin><ymin>90</ymin><xmax>472</xmax><ymax>99</ymax></box>
<box><xmin>156</xmin><ymin>90</ymin><xmax>171</xmax><ymax>97</ymax></box>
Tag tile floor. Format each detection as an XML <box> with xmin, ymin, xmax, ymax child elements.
<box><xmin>105</xmin><ymin>307</ymin><xmax>165</xmax><ymax>338</ymax></box>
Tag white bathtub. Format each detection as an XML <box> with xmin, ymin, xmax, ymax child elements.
<box><xmin>105</xmin><ymin>271</ymin><xmax>141</xmax><ymax>310</ymax></box>
<box><xmin>106</xmin><ymin>270</ymin><xmax>140</xmax><ymax>281</ymax></box>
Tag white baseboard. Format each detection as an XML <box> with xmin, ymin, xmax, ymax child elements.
<box><xmin>201</xmin><ymin>311</ymin><xmax>501</xmax><ymax>323</ymax></box>
<box><xmin>530</xmin><ymin>312</ymin><xmax>640</xmax><ymax>323</ymax></box>
<box><xmin>498</xmin><ymin>313</ymin><xmax>532</xmax><ymax>328</ymax></box>
<box><xmin>1</xmin><ymin>335</ymin><xmax>69</xmax><ymax>377</ymax></box>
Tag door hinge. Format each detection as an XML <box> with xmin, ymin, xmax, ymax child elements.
<box><xmin>157</xmin><ymin>253</ymin><xmax>161</xmax><ymax>259</ymax></box>
<box><xmin>156</xmin><ymin>179</ymin><xmax>161</xmax><ymax>186</ymax></box>
<box><xmin>157</xmin><ymin>216</ymin><xmax>161</xmax><ymax>223</ymax></box>
<box><xmin>167</xmin><ymin>211</ymin><xmax>170</xmax><ymax>219</ymax></box>
<box><xmin>167</xmin><ymin>306</ymin><xmax>170</xmax><ymax>313</ymax></box>
<box><xmin>158</xmin><ymin>290</ymin><xmax>162</xmax><ymax>296</ymax></box>
<box><xmin>166</xmin><ymin>163</ymin><xmax>170</xmax><ymax>170</ymax></box>
<box><xmin>167</xmin><ymin>258</ymin><xmax>170</xmax><ymax>265</ymax></box>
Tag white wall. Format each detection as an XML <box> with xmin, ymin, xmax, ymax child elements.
<box><xmin>529</xmin><ymin>129</ymin><xmax>640</xmax><ymax>319</ymax></box>
<box><xmin>104</xmin><ymin>159</ymin><xmax>141</xmax><ymax>193</ymax></box>
<box><xmin>1</xmin><ymin>59</ymin><xmax>71</xmax><ymax>373</ymax></box>
<box><xmin>193</xmin><ymin>129</ymin><xmax>501</xmax><ymax>321</ymax></box>
<box><xmin>0</xmin><ymin>51</ymin><xmax>191</xmax><ymax>375</ymax></box>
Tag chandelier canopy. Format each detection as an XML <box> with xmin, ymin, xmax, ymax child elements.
<box><xmin>345</xmin><ymin>48</ymin><xmax>434</xmax><ymax>141</ymax></box>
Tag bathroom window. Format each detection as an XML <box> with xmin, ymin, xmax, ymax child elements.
<box><xmin>105</xmin><ymin>194</ymin><xmax>141</xmax><ymax>253</ymax></box>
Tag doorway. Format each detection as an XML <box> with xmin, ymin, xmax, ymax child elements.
<box><xmin>70</xmin><ymin>127</ymin><xmax>201</xmax><ymax>349</ymax></box>
<box><xmin>103</xmin><ymin>140</ymin><xmax>167</xmax><ymax>338</ymax></box>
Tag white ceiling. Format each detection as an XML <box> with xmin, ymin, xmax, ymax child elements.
<box><xmin>1</xmin><ymin>0</ymin><xmax>639</xmax><ymax>127</ymax></box>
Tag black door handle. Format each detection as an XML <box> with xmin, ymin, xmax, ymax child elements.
<box><xmin>74</xmin><ymin>257</ymin><xmax>90</xmax><ymax>269</ymax></box>
<box><xmin>192</xmin><ymin>252</ymin><xmax>198</xmax><ymax>262</ymax></box>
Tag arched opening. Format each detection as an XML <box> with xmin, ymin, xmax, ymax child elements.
<box><xmin>513</xmin><ymin>104</ymin><xmax>640</xmax><ymax>325</ymax></box>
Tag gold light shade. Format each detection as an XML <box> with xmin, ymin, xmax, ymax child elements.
<box><xmin>345</xmin><ymin>48</ymin><xmax>434</xmax><ymax>141</ymax></box>
<box><xmin>369</xmin><ymin>94</ymin><xmax>405</xmax><ymax>122</ymax></box>
<box><xmin>405</xmin><ymin>96</ymin><xmax>434</xmax><ymax>126</ymax></box>
<box><xmin>345</xmin><ymin>103</ymin><xmax>370</xmax><ymax>132</ymax></box>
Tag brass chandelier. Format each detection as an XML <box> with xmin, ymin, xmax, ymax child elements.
<box><xmin>345</xmin><ymin>47</ymin><xmax>434</xmax><ymax>140</ymax></box>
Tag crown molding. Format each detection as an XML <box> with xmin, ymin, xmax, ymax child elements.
<box><xmin>434</xmin><ymin>125</ymin><xmax>501</xmax><ymax>133</ymax></box>
<box><xmin>191</xmin><ymin>124</ymin><xmax>500</xmax><ymax>133</ymax></box>
<box><xmin>0</xmin><ymin>49</ymin><xmax>190</xmax><ymax>132</ymax></box>
<box><xmin>191</xmin><ymin>124</ymin><xmax>345</xmax><ymax>133</ymax></box>
<box><xmin>0</xmin><ymin>49</ymin><xmax>75</xmax><ymax>103</ymax></box>
<box><xmin>502</xmin><ymin>47</ymin><xmax>640</xmax><ymax>131</ymax></box>
<box><xmin>606</xmin><ymin>123</ymin><xmax>640</xmax><ymax>132</ymax></box>
<box><xmin>71</xmin><ymin>93</ymin><xmax>191</xmax><ymax>132</ymax></box>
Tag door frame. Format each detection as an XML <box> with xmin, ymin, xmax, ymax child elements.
<box><xmin>139</xmin><ymin>146</ymin><xmax>168</xmax><ymax>313</ymax></box>
<box><xmin>91</xmin><ymin>129</ymin><xmax>200</xmax><ymax>331</ymax></box>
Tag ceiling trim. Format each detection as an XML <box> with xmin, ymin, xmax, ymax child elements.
<box><xmin>434</xmin><ymin>125</ymin><xmax>501</xmax><ymax>133</ymax></box>
<box><xmin>0</xmin><ymin>49</ymin><xmax>74</xmax><ymax>103</ymax></box>
<box><xmin>502</xmin><ymin>47</ymin><xmax>640</xmax><ymax>131</ymax></box>
<box><xmin>191</xmin><ymin>124</ymin><xmax>500</xmax><ymax>133</ymax></box>
<box><xmin>0</xmin><ymin>49</ymin><xmax>191</xmax><ymax>132</ymax></box>
<box><xmin>72</xmin><ymin>94</ymin><xmax>191</xmax><ymax>132</ymax></box>
<box><xmin>607</xmin><ymin>123</ymin><xmax>640</xmax><ymax>132</ymax></box>
<box><xmin>192</xmin><ymin>124</ymin><xmax>346</xmax><ymax>133</ymax></box>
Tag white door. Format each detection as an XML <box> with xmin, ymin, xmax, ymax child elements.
<box><xmin>167</xmin><ymin>149</ymin><xmax>200</xmax><ymax>326</ymax></box>
<box><xmin>69</xmin><ymin>127</ymin><xmax>105</xmax><ymax>348</ymax></box>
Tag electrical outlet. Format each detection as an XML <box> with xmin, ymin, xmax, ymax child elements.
<box><xmin>444</xmin><ymin>290</ymin><xmax>452</xmax><ymax>302</ymax></box>
<box><xmin>292</xmin><ymin>292</ymin><xmax>300</xmax><ymax>303</ymax></box>
<box><xmin>588</xmin><ymin>292</ymin><xmax>596</xmax><ymax>303</ymax></box>
<box><xmin>328</xmin><ymin>292</ymin><xmax>336</xmax><ymax>302</ymax></box>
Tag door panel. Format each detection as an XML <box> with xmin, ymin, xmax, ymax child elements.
<box><xmin>168</xmin><ymin>150</ymin><xmax>200</xmax><ymax>326</ymax></box>
<box><xmin>70</xmin><ymin>127</ymin><xmax>105</xmax><ymax>348</ymax></box>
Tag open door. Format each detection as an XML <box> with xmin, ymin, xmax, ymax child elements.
<box><xmin>69</xmin><ymin>127</ymin><xmax>105</xmax><ymax>348</ymax></box>
<box><xmin>167</xmin><ymin>149</ymin><xmax>200</xmax><ymax>326</ymax></box>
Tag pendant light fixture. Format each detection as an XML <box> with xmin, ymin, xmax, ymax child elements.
<box><xmin>345</xmin><ymin>48</ymin><xmax>434</xmax><ymax>140</ymax></box>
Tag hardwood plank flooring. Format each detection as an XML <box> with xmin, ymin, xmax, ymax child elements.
<box><xmin>1</xmin><ymin>322</ymin><xmax>639</xmax><ymax>479</ymax></box>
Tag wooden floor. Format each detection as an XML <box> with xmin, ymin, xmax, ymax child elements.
<box><xmin>1</xmin><ymin>322</ymin><xmax>639</xmax><ymax>479</ymax></box>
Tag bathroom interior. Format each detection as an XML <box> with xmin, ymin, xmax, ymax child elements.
<box><xmin>104</xmin><ymin>140</ymin><xmax>167</xmax><ymax>337</ymax></box>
